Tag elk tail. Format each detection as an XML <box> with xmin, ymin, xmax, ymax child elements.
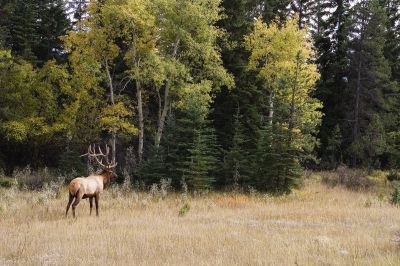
<box><xmin>69</xmin><ymin>181</ymin><xmax>81</xmax><ymax>197</ymax></box>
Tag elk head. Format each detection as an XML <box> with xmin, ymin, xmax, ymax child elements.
<box><xmin>81</xmin><ymin>144</ymin><xmax>118</xmax><ymax>181</ymax></box>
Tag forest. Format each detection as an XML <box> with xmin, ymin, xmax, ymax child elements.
<box><xmin>0</xmin><ymin>0</ymin><xmax>399</xmax><ymax>193</ymax></box>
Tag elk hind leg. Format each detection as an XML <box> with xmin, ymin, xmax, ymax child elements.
<box><xmin>66</xmin><ymin>194</ymin><xmax>74</xmax><ymax>217</ymax></box>
<box><xmin>72</xmin><ymin>190</ymin><xmax>83</xmax><ymax>218</ymax></box>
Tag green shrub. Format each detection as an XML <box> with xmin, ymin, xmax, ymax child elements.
<box><xmin>178</xmin><ymin>203</ymin><xmax>191</xmax><ymax>217</ymax></box>
<box><xmin>0</xmin><ymin>177</ymin><xmax>18</xmax><ymax>188</ymax></box>
<box><xmin>387</xmin><ymin>171</ymin><xmax>400</xmax><ymax>182</ymax></box>
<box><xmin>391</xmin><ymin>185</ymin><xmax>400</xmax><ymax>205</ymax></box>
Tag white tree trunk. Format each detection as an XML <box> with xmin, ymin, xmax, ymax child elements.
<box><xmin>155</xmin><ymin>39</ymin><xmax>180</xmax><ymax>148</ymax></box>
<box><xmin>105</xmin><ymin>58</ymin><xmax>116</xmax><ymax>163</ymax></box>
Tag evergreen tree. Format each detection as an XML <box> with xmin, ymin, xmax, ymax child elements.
<box><xmin>346</xmin><ymin>0</ymin><xmax>392</xmax><ymax>167</ymax></box>
<box><xmin>162</xmin><ymin>82</ymin><xmax>219</xmax><ymax>191</ymax></box>
<box><xmin>380</xmin><ymin>0</ymin><xmax>400</xmax><ymax>82</ymax></box>
<box><xmin>138</xmin><ymin>145</ymin><xmax>167</xmax><ymax>186</ymax></box>
<box><xmin>213</xmin><ymin>0</ymin><xmax>291</xmax><ymax>157</ymax></box>
<box><xmin>289</xmin><ymin>0</ymin><xmax>317</xmax><ymax>29</ymax></box>
<box><xmin>223</xmin><ymin>108</ymin><xmax>251</xmax><ymax>188</ymax></box>
<box><xmin>36</xmin><ymin>0</ymin><xmax>70</xmax><ymax>63</ymax></box>
<box><xmin>251</xmin><ymin>124</ymin><xmax>302</xmax><ymax>193</ymax></box>
<box><xmin>316</xmin><ymin>0</ymin><xmax>352</xmax><ymax>168</ymax></box>
<box><xmin>1</xmin><ymin>0</ymin><xmax>69</xmax><ymax>64</ymax></box>
<box><xmin>379</xmin><ymin>0</ymin><xmax>400</xmax><ymax>169</ymax></box>
<box><xmin>184</xmin><ymin>125</ymin><xmax>219</xmax><ymax>191</ymax></box>
<box><xmin>4</xmin><ymin>0</ymin><xmax>40</xmax><ymax>62</ymax></box>
<box><xmin>244</xmin><ymin>17</ymin><xmax>321</xmax><ymax>192</ymax></box>
<box><xmin>324</xmin><ymin>124</ymin><xmax>343</xmax><ymax>169</ymax></box>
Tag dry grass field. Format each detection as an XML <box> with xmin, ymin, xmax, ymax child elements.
<box><xmin>1</xmin><ymin>173</ymin><xmax>400</xmax><ymax>266</ymax></box>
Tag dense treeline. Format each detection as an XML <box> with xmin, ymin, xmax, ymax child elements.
<box><xmin>0</xmin><ymin>0</ymin><xmax>399</xmax><ymax>192</ymax></box>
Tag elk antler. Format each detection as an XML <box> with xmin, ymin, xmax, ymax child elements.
<box><xmin>81</xmin><ymin>144</ymin><xmax>117</xmax><ymax>169</ymax></box>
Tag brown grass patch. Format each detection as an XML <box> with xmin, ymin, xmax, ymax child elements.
<box><xmin>1</xmin><ymin>175</ymin><xmax>400</xmax><ymax>265</ymax></box>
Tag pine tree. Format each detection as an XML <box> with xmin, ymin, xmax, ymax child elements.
<box><xmin>289</xmin><ymin>0</ymin><xmax>317</xmax><ymax>29</ymax></box>
<box><xmin>138</xmin><ymin>145</ymin><xmax>167</xmax><ymax>186</ymax></box>
<box><xmin>184</xmin><ymin>125</ymin><xmax>219</xmax><ymax>191</ymax></box>
<box><xmin>378</xmin><ymin>0</ymin><xmax>400</xmax><ymax>170</ymax></box>
<box><xmin>316</xmin><ymin>0</ymin><xmax>352</xmax><ymax>167</ymax></box>
<box><xmin>35</xmin><ymin>0</ymin><xmax>70</xmax><ymax>63</ymax></box>
<box><xmin>251</xmin><ymin>124</ymin><xmax>302</xmax><ymax>193</ymax></box>
<box><xmin>324</xmin><ymin>124</ymin><xmax>343</xmax><ymax>169</ymax></box>
<box><xmin>380</xmin><ymin>0</ymin><xmax>400</xmax><ymax>82</ymax></box>
<box><xmin>5</xmin><ymin>0</ymin><xmax>40</xmax><ymax>62</ymax></box>
<box><xmin>223</xmin><ymin>108</ymin><xmax>250</xmax><ymax>188</ymax></box>
<box><xmin>1</xmin><ymin>0</ymin><xmax>69</xmax><ymax>64</ymax></box>
<box><xmin>347</xmin><ymin>0</ymin><xmax>392</xmax><ymax>167</ymax></box>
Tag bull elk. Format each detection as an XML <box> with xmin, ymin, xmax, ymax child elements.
<box><xmin>66</xmin><ymin>144</ymin><xmax>117</xmax><ymax>218</ymax></box>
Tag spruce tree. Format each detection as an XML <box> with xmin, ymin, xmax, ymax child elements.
<box><xmin>380</xmin><ymin>0</ymin><xmax>400</xmax><ymax>82</ymax></box>
<box><xmin>251</xmin><ymin>124</ymin><xmax>302</xmax><ymax>193</ymax></box>
<box><xmin>316</xmin><ymin>0</ymin><xmax>352</xmax><ymax>167</ymax></box>
<box><xmin>223</xmin><ymin>108</ymin><xmax>250</xmax><ymax>188</ymax></box>
<box><xmin>1</xmin><ymin>0</ymin><xmax>69</xmax><ymax>64</ymax></box>
<box><xmin>347</xmin><ymin>0</ymin><xmax>392</xmax><ymax>167</ymax></box>
<box><xmin>184</xmin><ymin>125</ymin><xmax>219</xmax><ymax>191</ymax></box>
<box><xmin>36</xmin><ymin>0</ymin><xmax>70</xmax><ymax>63</ymax></box>
<box><xmin>138</xmin><ymin>145</ymin><xmax>167</xmax><ymax>186</ymax></box>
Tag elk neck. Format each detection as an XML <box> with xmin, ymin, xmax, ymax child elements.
<box><xmin>99</xmin><ymin>170</ymin><xmax>113</xmax><ymax>185</ymax></box>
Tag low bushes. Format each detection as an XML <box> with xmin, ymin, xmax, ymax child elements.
<box><xmin>0</xmin><ymin>177</ymin><xmax>18</xmax><ymax>188</ymax></box>
<box><xmin>10</xmin><ymin>166</ymin><xmax>66</xmax><ymax>190</ymax></box>
<box><xmin>322</xmin><ymin>166</ymin><xmax>374</xmax><ymax>191</ymax></box>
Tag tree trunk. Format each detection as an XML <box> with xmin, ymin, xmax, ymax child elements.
<box><xmin>352</xmin><ymin>13</ymin><xmax>366</xmax><ymax>168</ymax></box>
<box><xmin>289</xmin><ymin>53</ymin><xmax>301</xmax><ymax>142</ymax></box>
<box><xmin>268</xmin><ymin>90</ymin><xmax>275</xmax><ymax>126</ymax></box>
<box><xmin>130</xmin><ymin>32</ymin><xmax>144</xmax><ymax>163</ymax></box>
<box><xmin>155</xmin><ymin>39</ymin><xmax>180</xmax><ymax>148</ymax></box>
<box><xmin>105</xmin><ymin>58</ymin><xmax>116</xmax><ymax>163</ymax></box>
<box><xmin>352</xmin><ymin>59</ymin><xmax>362</xmax><ymax>167</ymax></box>
<box><xmin>136</xmin><ymin>79</ymin><xmax>144</xmax><ymax>163</ymax></box>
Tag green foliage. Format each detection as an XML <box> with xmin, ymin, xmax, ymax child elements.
<box><xmin>387</xmin><ymin>171</ymin><xmax>400</xmax><ymax>182</ymax></box>
<box><xmin>251</xmin><ymin>125</ymin><xmax>302</xmax><ymax>193</ymax></box>
<box><xmin>223</xmin><ymin>109</ymin><xmax>251</xmax><ymax>188</ymax></box>
<box><xmin>1</xmin><ymin>0</ymin><xmax>400</xmax><ymax>191</ymax></box>
<box><xmin>0</xmin><ymin>52</ymin><xmax>70</xmax><ymax>144</ymax></box>
<box><xmin>58</xmin><ymin>149</ymin><xmax>85</xmax><ymax>176</ymax></box>
<box><xmin>163</xmin><ymin>88</ymin><xmax>219</xmax><ymax>191</ymax></box>
<box><xmin>184</xmin><ymin>126</ymin><xmax>219</xmax><ymax>191</ymax></box>
<box><xmin>1</xmin><ymin>0</ymin><xmax>69</xmax><ymax>64</ymax></box>
<box><xmin>346</xmin><ymin>0</ymin><xmax>393</xmax><ymax>167</ymax></box>
<box><xmin>242</xmin><ymin>17</ymin><xmax>321</xmax><ymax>193</ymax></box>
<box><xmin>138</xmin><ymin>146</ymin><xmax>167</xmax><ymax>186</ymax></box>
<box><xmin>323</xmin><ymin>125</ymin><xmax>343</xmax><ymax>168</ymax></box>
<box><xmin>245</xmin><ymin>17</ymin><xmax>322</xmax><ymax>154</ymax></box>
<box><xmin>391</xmin><ymin>184</ymin><xmax>400</xmax><ymax>205</ymax></box>
<box><xmin>0</xmin><ymin>177</ymin><xmax>17</xmax><ymax>188</ymax></box>
<box><xmin>99</xmin><ymin>102</ymin><xmax>138</xmax><ymax>136</ymax></box>
<box><xmin>178</xmin><ymin>202</ymin><xmax>191</xmax><ymax>217</ymax></box>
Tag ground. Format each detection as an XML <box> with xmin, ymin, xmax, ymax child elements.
<box><xmin>0</xmin><ymin>173</ymin><xmax>400</xmax><ymax>265</ymax></box>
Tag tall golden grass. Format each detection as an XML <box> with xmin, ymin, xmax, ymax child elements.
<box><xmin>1</xmin><ymin>173</ymin><xmax>400</xmax><ymax>265</ymax></box>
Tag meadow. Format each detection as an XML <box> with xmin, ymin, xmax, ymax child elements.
<box><xmin>1</xmin><ymin>172</ymin><xmax>400</xmax><ymax>266</ymax></box>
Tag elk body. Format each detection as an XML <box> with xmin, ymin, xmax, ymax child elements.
<box><xmin>66</xmin><ymin>145</ymin><xmax>117</xmax><ymax>218</ymax></box>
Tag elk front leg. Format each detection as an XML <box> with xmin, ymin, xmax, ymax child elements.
<box><xmin>95</xmin><ymin>193</ymin><xmax>100</xmax><ymax>216</ymax></box>
<box><xmin>89</xmin><ymin>197</ymin><xmax>93</xmax><ymax>216</ymax></box>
